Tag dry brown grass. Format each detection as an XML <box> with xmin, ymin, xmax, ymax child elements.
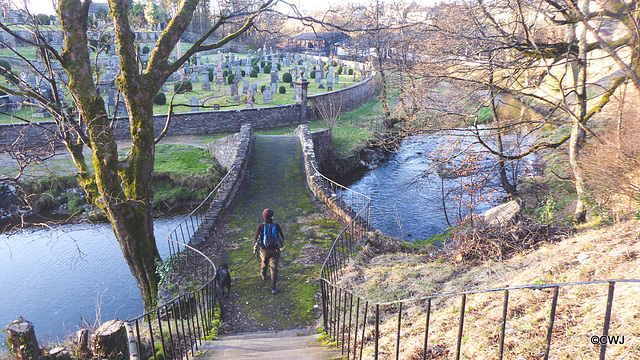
<box><xmin>336</xmin><ymin>221</ymin><xmax>640</xmax><ymax>359</ymax></box>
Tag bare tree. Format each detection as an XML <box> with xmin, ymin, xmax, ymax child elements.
<box><xmin>384</xmin><ymin>0</ymin><xmax>630</xmax><ymax>222</ymax></box>
<box><xmin>0</xmin><ymin>0</ymin><xmax>274</xmax><ymax>309</ymax></box>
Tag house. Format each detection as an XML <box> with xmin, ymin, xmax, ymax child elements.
<box><xmin>286</xmin><ymin>32</ymin><xmax>350</xmax><ymax>55</ymax></box>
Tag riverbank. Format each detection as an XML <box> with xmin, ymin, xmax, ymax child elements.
<box><xmin>0</xmin><ymin>138</ymin><xmax>225</xmax><ymax>232</ymax></box>
<box><xmin>333</xmin><ymin>219</ymin><xmax>640</xmax><ymax>359</ymax></box>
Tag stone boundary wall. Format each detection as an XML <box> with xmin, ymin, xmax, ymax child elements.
<box><xmin>0</xmin><ymin>75</ymin><xmax>375</xmax><ymax>151</ymax></box>
<box><xmin>189</xmin><ymin>124</ymin><xmax>254</xmax><ymax>246</ymax></box>
<box><xmin>295</xmin><ymin>124</ymin><xmax>357</xmax><ymax>223</ymax></box>
<box><xmin>307</xmin><ymin>76</ymin><xmax>376</xmax><ymax>117</ymax></box>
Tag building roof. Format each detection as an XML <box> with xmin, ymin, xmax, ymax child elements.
<box><xmin>290</xmin><ymin>32</ymin><xmax>348</xmax><ymax>42</ymax></box>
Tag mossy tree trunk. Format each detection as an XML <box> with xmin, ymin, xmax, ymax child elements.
<box><xmin>49</xmin><ymin>0</ymin><xmax>273</xmax><ymax>309</ymax></box>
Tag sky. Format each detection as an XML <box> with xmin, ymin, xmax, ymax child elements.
<box><xmin>22</xmin><ymin>0</ymin><xmax>451</xmax><ymax>16</ymax></box>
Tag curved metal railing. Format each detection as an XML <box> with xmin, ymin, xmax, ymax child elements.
<box><xmin>310</xmin><ymin>162</ymin><xmax>371</xmax><ymax>223</ymax></box>
<box><xmin>126</xmin><ymin>167</ymin><xmax>238</xmax><ymax>360</ymax></box>
<box><xmin>315</xmin><ymin>170</ymin><xmax>638</xmax><ymax>359</ymax></box>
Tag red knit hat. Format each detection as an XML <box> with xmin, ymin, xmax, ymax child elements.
<box><xmin>262</xmin><ymin>208</ymin><xmax>274</xmax><ymax>219</ymax></box>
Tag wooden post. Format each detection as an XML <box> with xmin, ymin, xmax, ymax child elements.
<box><xmin>90</xmin><ymin>319</ymin><xmax>128</xmax><ymax>359</ymax></box>
<box><xmin>5</xmin><ymin>318</ymin><xmax>41</xmax><ymax>360</ymax></box>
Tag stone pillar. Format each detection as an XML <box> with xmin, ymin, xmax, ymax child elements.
<box><xmin>295</xmin><ymin>79</ymin><xmax>309</xmax><ymax>121</ymax></box>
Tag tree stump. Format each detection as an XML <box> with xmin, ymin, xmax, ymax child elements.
<box><xmin>90</xmin><ymin>319</ymin><xmax>128</xmax><ymax>359</ymax></box>
<box><xmin>74</xmin><ymin>328</ymin><xmax>90</xmax><ymax>358</ymax></box>
<box><xmin>5</xmin><ymin>318</ymin><xmax>41</xmax><ymax>360</ymax></box>
<box><xmin>49</xmin><ymin>346</ymin><xmax>72</xmax><ymax>360</ymax></box>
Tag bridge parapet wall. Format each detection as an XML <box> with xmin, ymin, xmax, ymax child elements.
<box><xmin>296</xmin><ymin>124</ymin><xmax>357</xmax><ymax>223</ymax></box>
<box><xmin>189</xmin><ymin>124</ymin><xmax>254</xmax><ymax>246</ymax></box>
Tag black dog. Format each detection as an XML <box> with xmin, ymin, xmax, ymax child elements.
<box><xmin>215</xmin><ymin>263</ymin><xmax>231</xmax><ymax>298</ymax></box>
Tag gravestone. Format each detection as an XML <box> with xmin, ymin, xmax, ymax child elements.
<box><xmin>318</xmin><ymin>82</ymin><xmax>325</xmax><ymax>89</ymax></box>
<box><xmin>162</xmin><ymin>84</ymin><xmax>168</xmax><ymax>92</ymax></box>
<box><xmin>231</xmin><ymin>79</ymin><xmax>240</xmax><ymax>101</ymax></box>
<box><xmin>236</xmin><ymin>65</ymin><xmax>242</xmax><ymax>79</ymax></box>
<box><xmin>270</xmin><ymin>70</ymin><xmax>278</xmax><ymax>84</ymax></box>
<box><xmin>190</xmin><ymin>96</ymin><xmax>199</xmax><ymax>111</ymax></box>
<box><xmin>115</xmin><ymin>102</ymin><xmax>127</xmax><ymax>117</ymax></box>
<box><xmin>315</xmin><ymin>68</ymin><xmax>323</xmax><ymax>83</ymax></box>
<box><xmin>252</xmin><ymin>83</ymin><xmax>258</xmax><ymax>94</ymax></box>
<box><xmin>242</xmin><ymin>80</ymin><xmax>249</xmax><ymax>94</ymax></box>
<box><xmin>191</xmin><ymin>71</ymin><xmax>199</xmax><ymax>83</ymax></box>
<box><xmin>202</xmin><ymin>72</ymin><xmax>211</xmax><ymax>91</ymax></box>
<box><xmin>271</xmin><ymin>83</ymin><xmax>277</xmax><ymax>93</ymax></box>
<box><xmin>216</xmin><ymin>52</ymin><xmax>224</xmax><ymax>85</ymax></box>
<box><xmin>327</xmin><ymin>71</ymin><xmax>334</xmax><ymax>87</ymax></box>
<box><xmin>246</xmin><ymin>90</ymin><xmax>253</xmax><ymax>108</ymax></box>
<box><xmin>213</xmin><ymin>103</ymin><xmax>220</xmax><ymax>110</ymax></box>
<box><xmin>196</xmin><ymin>54</ymin><xmax>202</xmax><ymax>67</ymax></box>
<box><xmin>335</xmin><ymin>73</ymin><xmax>339</xmax><ymax>85</ymax></box>
<box><xmin>263</xmin><ymin>89</ymin><xmax>273</xmax><ymax>104</ymax></box>
<box><xmin>108</xmin><ymin>90</ymin><xmax>116</xmax><ymax>106</ymax></box>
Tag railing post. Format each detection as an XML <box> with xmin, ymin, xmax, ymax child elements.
<box><xmin>342</xmin><ymin>290</ymin><xmax>348</xmax><ymax>355</ymax></box>
<box><xmin>498</xmin><ymin>288</ymin><xmax>509</xmax><ymax>360</ymax></box>
<box><xmin>353</xmin><ymin>297</ymin><xmax>360</xmax><ymax>360</ymax></box>
<box><xmin>374</xmin><ymin>304</ymin><xmax>380</xmax><ymax>360</ymax></box>
<box><xmin>347</xmin><ymin>294</ymin><xmax>354</xmax><ymax>360</ymax></box>
<box><xmin>336</xmin><ymin>288</ymin><xmax>342</xmax><ymax>343</ymax></box>
<box><xmin>455</xmin><ymin>294</ymin><xmax>466</xmax><ymax>360</ymax></box>
<box><xmin>599</xmin><ymin>281</ymin><xmax>616</xmax><ymax>360</ymax></box>
<box><xmin>147</xmin><ymin>314</ymin><xmax>157</xmax><ymax>360</ymax></box>
<box><xmin>360</xmin><ymin>301</ymin><xmax>368</xmax><ymax>360</ymax></box>
<box><xmin>543</xmin><ymin>286</ymin><xmax>560</xmax><ymax>360</ymax></box>
<box><xmin>422</xmin><ymin>298</ymin><xmax>431</xmax><ymax>360</ymax></box>
<box><xmin>396</xmin><ymin>302</ymin><xmax>402</xmax><ymax>360</ymax></box>
<box><xmin>321</xmin><ymin>281</ymin><xmax>328</xmax><ymax>330</ymax></box>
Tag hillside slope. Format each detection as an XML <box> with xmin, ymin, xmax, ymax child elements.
<box><xmin>336</xmin><ymin>221</ymin><xmax>640</xmax><ymax>359</ymax></box>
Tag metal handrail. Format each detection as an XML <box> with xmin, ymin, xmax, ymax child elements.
<box><xmin>310</xmin><ymin>161</ymin><xmax>371</xmax><ymax>224</ymax></box>
<box><xmin>124</xmin><ymin>167</ymin><xmax>238</xmax><ymax>360</ymax></box>
<box><xmin>166</xmin><ymin>165</ymin><xmax>236</xmax><ymax>260</ymax></box>
<box><xmin>314</xmin><ymin>166</ymin><xmax>637</xmax><ymax>360</ymax></box>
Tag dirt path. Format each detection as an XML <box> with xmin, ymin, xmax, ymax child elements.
<box><xmin>199</xmin><ymin>136</ymin><xmax>345</xmax><ymax>334</ymax></box>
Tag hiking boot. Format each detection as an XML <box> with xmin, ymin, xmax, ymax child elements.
<box><xmin>271</xmin><ymin>287</ymin><xmax>277</xmax><ymax>294</ymax></box>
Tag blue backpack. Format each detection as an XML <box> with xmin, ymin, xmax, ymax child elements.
<box><xmin>263</xmin><ymin>223</ymin><xmax>279</xmax><ymax>249</ymax></box>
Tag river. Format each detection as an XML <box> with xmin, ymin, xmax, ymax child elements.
<box><xmin>0</xmin><ymin>217</ymin><xmax>182</xmax><ymax>343</ymax></box>
<box><xmin>346</xmin><ymin>132</ymin><xmax>537</xmax><ymax>242</ymax></box>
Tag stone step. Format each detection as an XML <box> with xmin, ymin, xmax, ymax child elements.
<box><xmin>194</xmin><ymin>329</ymin><xmax>343</xmax><ymax>360</ymax></box>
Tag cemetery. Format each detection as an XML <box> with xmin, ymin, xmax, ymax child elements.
<box><xmin>0</xmin><ymin>31</ymin><xmax>368</xmax><ymax>124</ymax></box>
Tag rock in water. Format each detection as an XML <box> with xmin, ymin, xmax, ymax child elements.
<box><xmin>481</xmin><ymin>198</ymin><xmax>524</xmax><ymax>227</ymax></box>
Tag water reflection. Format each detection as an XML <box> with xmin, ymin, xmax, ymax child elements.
<box><xmin>0</xmin><ymin>218</ymin><xmax>181</xmax><ymax>342</ymax></box>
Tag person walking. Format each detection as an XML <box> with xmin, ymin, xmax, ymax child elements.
<box><xmin>253</xmin><ymin>208</ymin><xmax>284</xmax><ymax>294</ymax></box>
